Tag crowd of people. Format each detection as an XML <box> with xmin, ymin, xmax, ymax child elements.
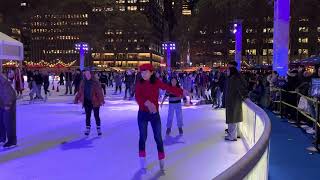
<box><xmin>2</xmin><ymin>61</ymin><xmax>320</xmax><ymax>171</ymax></box>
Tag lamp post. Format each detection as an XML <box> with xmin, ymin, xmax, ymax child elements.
<box><xmin>75</xmin><ymin>42</ymin><xmax>89</xmax><ymax>71</ymax></box>
<box><xmin>232</xmin><ymin>21</ymin><xmax>243</xmax><ymax>71</ymax></box>
<box><xmin>162</xmin><ymin>42</ymin><xmax>176</xmax><ymax>73</ymax></box>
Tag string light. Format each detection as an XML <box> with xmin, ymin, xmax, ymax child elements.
<box><xmin>24</xmin><ymin>60</ymin><xmax>77</xmax><ymax>68</ymax></box>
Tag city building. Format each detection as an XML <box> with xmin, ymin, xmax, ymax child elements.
<box><xmin>91</xmin><ymin>0</ymin><xmax>166</xmax><ymax>68</ymax></box>
<box><xmin>189</xmin><ymin>4</ymin><xmax>320</xmax><ymax>67</ymax></box>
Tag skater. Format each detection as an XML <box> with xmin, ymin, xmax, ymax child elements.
<box><xmin>33</xmin><ymin>70</ymin><xmax>44</xmax><ymax>99</ymax></box>
<box><xmin>99</xmin><ymin>71</ymin><xmax>108</xmax><ymax>96</ymax></box>
<box><xmin>43</xmin><ymin>71</ymin><xmax>51</xmax><ymax>99</ymax></box>
<box><xmin>0</xmin><ymin>73</ymin><xmax>17</xmax><ymax>148</ymax></box>
<box><xmin>135</xmin><ymin>64</ymin><xmax>183</xmax><ymax>171</ymax></box>
<box><xmin>15</xmin><ymin>68</ymin><xmax>24</xmax><ymax>98</ymax></box>
<box><xmin>160</xmin><ymin>77</ymin><xmax>184</xmax><ymax>136</ymax></box>
<box><xmin>114</xmin><ymin>72</ymin><xmax>122</xmax><ymax>94</ymax></box>
<box><xmin>225</xmin><ymin>61</ymin><xmax>248</xmax><ymax>141</ymax></box>
<box><xmin>124</xmin><ymin>70</ymin><xmax>134</xmax><ymax>99</ymax></box>
<box><xmin>59</xmin><ymin>72</ymin><xmax>65</xmax><ymax>85</ymax></box>
<box><xmin>73</xmin><ymin>69</ymin><xmax>82</xmax><ymax>95</ymax></box>
<box><xmin>75</xmin><ymin>68</ymin><xmax>105</xmax><ymax>136</ymax></box>
<box><xmin>65</xmin><ymin>69</ymin><xmax>73</xmax><ymax>95</ymax></box>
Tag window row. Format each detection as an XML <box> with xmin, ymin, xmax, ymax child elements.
<box><xmin>33</xmin><ymin>14</ymin><xmax>88</xmax><ymax>19</ymax></box>
<box><xmin>43</xmin><ymin>50</ymin><xmax>78</xmax><ymax>54</ymax></box>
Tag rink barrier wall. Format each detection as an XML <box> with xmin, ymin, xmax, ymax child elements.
<box><xmin>214</xmin><ymin>99</ymin><xmax>271</xmax><ymax>180</ymax></box>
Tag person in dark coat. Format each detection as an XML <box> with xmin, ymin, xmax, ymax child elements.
<box><xmin>73</xmin><ymin>69</ymin><xmax>82</xmax><ymax>95</ymax></box>
<box><xmin>0</xmin><ymin>73</ymin><xmax>17</xmax><ymax>148</ymax></box>
<box><xmin>65</xmin><ymin>69</ymin><xmax>73</xmax><ymax>95</ymax></box>
<box><xmin>225</xmin><ymin>61</ymin><xmax>248</xmax><ymax>141</ymax></box>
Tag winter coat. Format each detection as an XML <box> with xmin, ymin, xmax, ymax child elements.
<box><xmin>75</xmin><ymin>79</ymin><xmax>105</xmax><ymax>108</ymax></box>
<box><xmin>65</xmin><ymin>72</ymin><xmax>73</xmax><ymax>82</ymax></box>
<box><xmin>0</xmin><ymin>74</ymin><xmax>16</xmax><ymax>108</ymax></box>
<box><xmin>34</xmin><ymin>74</ymin><xmax>43</xmax><ymax>85</ymax></box>
<box><xmin>225</xmin><ymin>74</ymin><xmax>248</xmax><ymax>124</ymax></box>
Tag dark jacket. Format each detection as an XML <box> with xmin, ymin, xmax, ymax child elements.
<box><xmin>0</xmin><ymin>74</ymin><xmax>16</xmax><ymax>108</ymax></box>
<box><xmin>75</xmin><ymin>79</ymin><xmax>105</xmax><ymax>108</ymax></box>
<box><xmin>225</xmin><ymin>73</ymin><xmax>248</xmax><ymax>124</ymax></box>
<box><xmin>34</xmin><ymin>74</ymin><xmax>43</xmax><ymax>85</ymax></box>
<box><xmin>65</xmin><ymin>72</ymin><xmax>73</xmax><ymax>81</ymax></box>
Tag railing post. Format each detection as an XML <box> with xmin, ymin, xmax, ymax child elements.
<box><xmin>280</xmin><ymin>89</ymin><xmax>283</xmax><ymax>118</ymax></box>
<box><xmin>316</xmin><ymin>101</ymin><xmax>320</xmax><ymax>151</ymax></box>
<box><xmin>296</xmin><ymin>94</ymin><xmax>300</xmax><ymax>126</ymax></box>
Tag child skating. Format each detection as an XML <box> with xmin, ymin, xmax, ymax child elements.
<box><xmin>160</xmin><ymin>77</ymin><xmax>184</xmax><ymax>136</ymax></box>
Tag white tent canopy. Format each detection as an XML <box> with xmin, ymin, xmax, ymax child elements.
<box><xmin>0</xmin><ymin>32</ymin><xmax>24</xmax><ymax>60</ymax></box>
<box><xmin>0</xmin><ymin>32</ymin><xmax>24</xmax><ymax>72</ymax></box>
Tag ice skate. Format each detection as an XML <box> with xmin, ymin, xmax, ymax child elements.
<box><xmin>97</xmin><ymin>126</ymin><xmax>102</xmax><ymax>136</ymax></box>
<box><xmin>84</xmin><ymin>126</ymin><xmax>91</xmax><ymax>136</ymax></box>
<box><xmin>178</xmin><ymin>128</ymin><xmax>184</xmax><ymax>135</ymax></box>
<box><xmin>3</xmin><ymin>142</ymin><xmax>17</xmax><ymax>149</ymax></box>
<box><xmin>140</xmin><ymin>157</ymin><xmax>147</xmax><ymax>170</ymax></box>
<box><xmin>166</xmin><ymin>128</ymin><xmax>171</xmax><ymax>136</ymax></box>
<box><xmin>159</xmin><ymin>159</ymin><xmax>165</xmax><ymax>171</ymax></box>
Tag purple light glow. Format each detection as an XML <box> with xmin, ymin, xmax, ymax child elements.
<box><xmin>235</xmin><ymin>23</ymin><xmax>242</xmax><ymax>70</ymax></box>
<box><xmin>75</xmin><ymin>42</ymin><xmax>89</xmax><ymax>71</ymax></box>
<box><xmin>273</xmin><ymin>0</ymin><xmax>290</xmax><ymax>76</ymax></box>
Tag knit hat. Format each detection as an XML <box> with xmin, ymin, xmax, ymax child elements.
<box><xmin>139</xmin><ymin>64</ymin><xmax>154</xmax><ymax>71</ymax></box>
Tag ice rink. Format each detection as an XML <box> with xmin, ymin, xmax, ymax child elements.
<box><xmin>0</xmin><ymin>86</ymin><xmax>247</xmax><ymax>180</ymax></box>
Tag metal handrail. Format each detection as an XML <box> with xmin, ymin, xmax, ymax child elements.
<box><xmin>214</xmin><ymin>99</ymin><xmax>271</xmax><ymax>180</ymax></box>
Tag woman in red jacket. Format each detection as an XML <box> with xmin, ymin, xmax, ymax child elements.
<box><xmin>135</xmin><ymin>64</ymin><xmax>183</xmax><ymax>172</ymax></box>
<box><xmin>75</xmin><ymin>68</ymin><xmax>105</xmax><ymax>136</ymax></box>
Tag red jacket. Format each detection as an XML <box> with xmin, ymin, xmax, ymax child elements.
<box><xmin>75</xmin><ymin>79</ymin><xmax>105</xmax><ymax>107</ymax></box>
<box><xmin>135</xmin><ymin>79</ymin><xmax>183</xmax><ymax>112</ymax></box>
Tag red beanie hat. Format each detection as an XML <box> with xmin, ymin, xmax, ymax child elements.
<box><xmin>139</xmin><ymin>64</ymin><xmax>154</xmax><ymax>71</ymax></box>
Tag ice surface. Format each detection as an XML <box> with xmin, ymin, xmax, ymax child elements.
<box><xmin>0</xmin><ymin>86</ymin><xmax>247</xmax><ymax>180</ymax></box>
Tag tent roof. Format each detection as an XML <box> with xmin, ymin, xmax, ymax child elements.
<box><xmin>0</xmin><ymin>32</ymin><xmax>24</xmax><ymax>61</ymax></box>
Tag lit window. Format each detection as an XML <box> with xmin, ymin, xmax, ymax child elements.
<box><xmin>298</xmin><ymin>49</ymin><xmax>308</xmax><ymax>55</ymax></box>
<box><xmin>299</xmin><ymin>18</ymin><xmax>309</xmax><ymax>22</ymax></box>
<box><xmin>140</xmin><ymin>0</ymin><xmax>149</xmax><ymax>2</ymax></box>
<box><xmin>298</xmin><ymin>37</ymin><xmax>308</xmax><ymax>43</ymax></box>
<box><xmin>246</xmin><ymin>29</ymin><xmax>257</xmax><ymax>33</ymax></box>
<box><xmin>128</xmin><ymin>6</ymin><xmax>137</xmax><ymax>11</ymax></box>
<box><xmin>318</xmin><ymin>37</ymin><xmax>320</xmax><ymax>43</ymax></box>
<box><xmin>200</xmin><ymin>30</ymin><xmax>206</xmax><ymax>35</ymax></box>
<box><xmin>317</xmin><ymin>27</ymin><xmax>320</xmax><ymax>32</ymax></box>
<box><xmin>21</xmin><ymin>2</ymin><xmax>27</xmax><ymax>7</ymax></box>
<box><xmin>228</xmin><ymin>50</ymin><xmax>235</xmax><ymax>55</ymax></box>
<box><xmin>299</xmin><ymin>27</ymin><xmax>309</xmax><ymax>33</ymax></box>
<box><xmin>119</xmin><ymin>6</ymin><xmax>126</xmax><ymax>11</ymax></box>
<box><xmin>245</xmin><ymin>49</ymin><xmax>257</xmax><ymax>55</ymax></box>
<box><xmin>213</xmin><ymin>52</ymin><xmax>223</xmax><ymax>56</ymax></box>
<box><xmin>263</xmin><ymin>38</ymin><xmax>273</xmax><ymax>44</ymax></box>
<box><xmin>128</xmin><ymin>0</ymin><xmax>137</xmax><ymax>3</ymax></box>
<box><xmin>213</xmin><ymin>40</ymin><xmax>222</xmax><ymax>45</ymax></box>
<box><xmin>246</xmin><ymin>39</ymin><xmax>256</xmax><ymax>44</ymax></box>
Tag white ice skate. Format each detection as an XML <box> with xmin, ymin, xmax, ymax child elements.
<box><xmin>159</xmin><ymin>159</ymin><xmax>165</xmax><ymax>171</ymax></box>
<box><xmin>140</xmin><ymin>157</ymin><xmax>147</xmax><ymax>170</ymax></box>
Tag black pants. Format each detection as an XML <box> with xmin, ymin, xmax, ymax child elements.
<box><xmin>0</xmin><ymin>104</ymin><xmax>17</xmax><ymax>144</ymax></box>
<box><xmin>124</xmin><ymin>84</ymin><xmax>132</xmax><ymax>98</ymax></box>
<box><xmin>115</xmin><ymin>85</ymin><xmax>122</xmax><ymax>93</ymax></box>
<box><xmin>84</xmin><ymin>103</ymin><xmax>101</xmax><ymax>127</ymax></box>
<box><xmin>101</xmin><ymin>84</ymin><xmax>106</xmax><ymax>95</ymax></box>
<box><xmin>138</xmin><ymin>111</ymin><xmax>164</xmax><ymax>155</ymax></box>
<box><xmin>44</xmin><ymin>82</ymin><xmax>50</xmax><ymax>95</ymax></box>
<box><xmin>74</xmin><ymin>84</ymin><xmax>80</xmax><ymax>95</ymax></box>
